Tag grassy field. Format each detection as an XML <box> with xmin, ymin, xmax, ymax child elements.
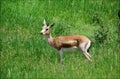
<box><xmin>0</xmin><ymin>0</ymin><xmax>120</xmax><ymax>78</ymax></box>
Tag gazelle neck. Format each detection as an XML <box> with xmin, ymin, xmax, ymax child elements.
<box><xmin>45</xmin><ymin>33</ymin><xmax>54</xmax><ymax>46</ymax></box>
<box><xmin>45</xmin><ymin>33</ymin><xmax>53</xmax><ymax>39</ymax></box>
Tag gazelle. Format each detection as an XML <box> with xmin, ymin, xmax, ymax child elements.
<box><xmin>40</xmin><ymin>19</ymin><xmax>92</xmax><ymax>64</ymax></box>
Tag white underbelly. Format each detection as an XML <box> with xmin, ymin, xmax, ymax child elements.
<box><xmin>62</xmin><ymin>46</ymin><xmax>79</xmax><ymax>52</ymax></box>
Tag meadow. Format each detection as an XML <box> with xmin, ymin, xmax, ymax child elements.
<box><xmin>0</xmin><ymin>0</ymin><xmax>120</xmax><ymax>78</ymax></box>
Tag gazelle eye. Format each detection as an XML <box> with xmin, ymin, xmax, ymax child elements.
<box><xmin>46</xmin><ymin>29</ymin><xmax>48</xmax><ymax>31</ymax></box>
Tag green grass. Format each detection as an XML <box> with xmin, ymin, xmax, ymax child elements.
<box><xmin>0</xmin><ymin>0</ymin><xmax>120</xmax><ymax>78</ymax></box>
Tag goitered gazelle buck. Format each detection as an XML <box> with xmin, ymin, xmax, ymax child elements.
<box><xmin>40</xmin><ymin>19</ymin><xmax>92</xmax><ymax>64</ymax></box>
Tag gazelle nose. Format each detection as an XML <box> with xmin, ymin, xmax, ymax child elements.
<box><xmin>40</xmin><ymin>32</ymin><xmax>43</xmax><ymax>35</ymax></box>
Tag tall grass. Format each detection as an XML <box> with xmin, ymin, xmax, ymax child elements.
<box><xmin>0</xmin><ymin>0</ymin><xmax>120</xmax><ymax>78</ymax></box>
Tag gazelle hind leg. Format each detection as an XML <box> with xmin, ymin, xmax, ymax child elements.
<box><xmin>85</xmin><ymin>41</ymin><xmax>92</xmax><ymax>58</ymax></box>
<box><xmin>79</xmin><ymin>42</ymin><xmax>92</xmax><ymax>61</ymax></box>
<box><xmin>84</xmin><ymin>50</ymin><xmax>92</xmax><ymax>61</ymax></box>
<box><xmin>86</xmin><ymin>52</ymin><xmax>91</xmax><ymax>58</ymax></box>
<box><xmin>83</xmin><ymin>51</ymin><xmax>92</xmax><ymax>61</ymax></box>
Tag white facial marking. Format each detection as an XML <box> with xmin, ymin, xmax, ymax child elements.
<box><xmin>41</xmin><ymin>29</ymin><xmax>45</xmax><ymax>34</ymax></box>
<box><xmin>41</xmin><ymin>30</ymin><xmax>43</xmax><ymax>33</ymax></box>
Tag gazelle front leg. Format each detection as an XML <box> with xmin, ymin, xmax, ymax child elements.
<box><xmin>58</xmin><ymin>49</ymin><xmax>64</xmax><ymax>64</ymax></box>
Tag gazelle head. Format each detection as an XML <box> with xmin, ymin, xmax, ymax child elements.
<box><xmin>40</xmin><ymin>19</ymin><xmax>55</xmax><ymax>35</ymax></box>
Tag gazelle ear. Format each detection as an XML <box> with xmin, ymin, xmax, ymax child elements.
<box><xmin>43</xmin><ymin>19</ymin><xmax>47</xmax><ymax>26</ymax></box>
<box><xmin>49</xmin><ymin>23</ymin><xmax>55</xmax><ymax>28</ymax></box>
